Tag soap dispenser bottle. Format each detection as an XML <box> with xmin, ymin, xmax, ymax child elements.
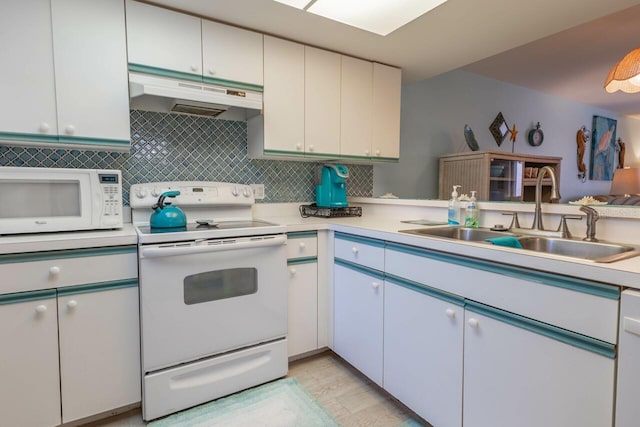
<box><xmin>447</xmin><ymin>185</ymin><xmax>461</xmax><ymax>225</ymax></box>
<box><xmin>464</xmin><ymin>190</ymin><xmax>479</xmax><ymax>228</ymax></box>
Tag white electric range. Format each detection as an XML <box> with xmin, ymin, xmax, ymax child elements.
<box><xmin>130</xmin><ymin>181</ymin><xmax>288</xmax><ymax>421</ymax></box>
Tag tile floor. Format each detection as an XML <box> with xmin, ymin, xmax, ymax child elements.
<box><xmin>80</xmin><ymin>350</ymin><xmax>430</xmax><ymax>427</ymax></box>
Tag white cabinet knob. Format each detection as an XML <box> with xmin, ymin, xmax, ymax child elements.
<box><xmin>49</xmin><ymin>266</ymin><xmax>61</xmax><ymax>276</ymax></box>
<box><xmin>445</xmin><ymin>308</ymin><xmax>455</xmax><ymax>319</ymax></box>
<box><xmin>65</xmin><ymin>125</ymin><xmax>75</xmax><ymax>135</ymax></box>
<box><xmin>67</xmin><ymin>300</ymin><xmax>78</xmax><ymax>309</ymax></box>
<box><xmin>375</xmin><ymin>150</ymin><xmax>381</xmax><ymax>156</ymax></box>
<box><xmin>190</xmin><ymin>64</ymin><xmax>198</xmax><ymax>72</ymax></box>
<box><xmin>365</xmin><ymin>149</ymin><xmax>370</xmax><ymax>156</ymax></box>
<box><xmin>468</xmin><ymin>318</ymin><xmax>479</xmax><ymax>328</ymax></box>
<box><xmin>308</xmin><ymin>145</ymin><xmax>314</xmax><ymax>152</ymax></box>
<box><xmin>352</xmin><ymin>247</ymin><xmax>359</xmax><ymax>254</ymax></box>
<box><xmin>35</xmin><ymin>304</ymin><xmax>47</xmax><ymax>314</ymax></box>
<box><xmin>289</xmin><ymin>267</ymin><xmax>297</xmax><ymax>276</ymax></box>
<box><xmin>39</xmin><ymin>122</ymin><xmax>50</xmax><ymax>133</ymax></box>
<box><xmin>299</xmin><ymin>242</ymin><xmax>306</xmax><ymax>250</ymax></box>
<box><xmin>372</xmin><ymin>282</ymin><xmax>380</xmax><ymax>290</ymax></box>
<box><xmin>208</xmin><ymin>68</ymin><xmax>216</xmax><ymax>75</ymax></box>
<box><xmin>296</xmin><ymin>144</ymin><xmax>302</xmax><ymax>151</ymax></box>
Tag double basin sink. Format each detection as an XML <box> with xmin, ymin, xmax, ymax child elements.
<box><xmin>400</xmin><ymin>226</ymin><xmax>640</xmax><ymax>263</ymax></box>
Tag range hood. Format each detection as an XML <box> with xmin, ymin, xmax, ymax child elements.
<box><xmin>129</xmin><ymin>72</ymin><xmax>262</xmax><ymax>118</ymax></box>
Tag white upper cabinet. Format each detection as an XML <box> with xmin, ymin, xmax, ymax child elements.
<box><xmin>52</xmin><ymin>0</ymin><xmax>130</xmax><ymax>143</ymax></box>
<box><xmin>262</xmin><ymin>36</ymin><xmax>305</xmax><ymax>154</ymax></box>
<box><xmin>305</xmin><ymin>47</ymin><xmax>341</xmax><ymax>157</ymax></box>
<box><xmin>340</xmin><ymin>56</ymin><xmax>373</xmax><ymax>158</ymax></box>
<box><xmin>0</xmin><ymin>1</ymin><xmax>58</xmax><ymax>140</ymax></box>
<box><xmin>202</xmin><ymin>20</ymin><xmax>263</xmax><ymax>88</ymax></box>
<box><xmin>372</xmin><ymin>63</ymin><xmax>401</xmax><ymax>160</ymax></box>
<box><xmin>126</xmin><ymin>0</ymin><xmax>202</xmax><ymax>78</ymax></box>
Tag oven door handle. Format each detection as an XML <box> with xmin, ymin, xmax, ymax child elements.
<box><xmin>141</xmin><ymin>234</ymin><xmax>287</xmax><ymax>258</ymax></box>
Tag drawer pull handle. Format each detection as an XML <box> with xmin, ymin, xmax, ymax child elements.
<box><xmin>35</xmin><ymin>304</ymin><xmax>47</xmax><ymax>314</ymax></box>
<box><xmin>445</xmin><ymin>309</ymin><xmax>455</xmax><ymax>319</ymax></box>
<box><xmin>289</xmin><ymin>268</ymin><xmax>297</xmax><ymax>276</ymax></box>
<box><xmin>352</xmin><ymin>247</ymin><xmax>359</xmax><ymax>254</ymax></box>
<box><xmin>372</xmin><ymin>282</ymin><xmax>380</xmax><ymax>290</ymax></box>
<box><xmin>468</xmin><ymin>318</ymin><xmax>479</xmax><ymax>328</ymax></box>
<box><xmin>49</xmin><ymin>266</ymin><xmax>61</xmax><ymax>276</ymax></box>
<box><xmin>299</xmin><ymin>242</ymin><xmax>306</xmax><ymax>249</ymax></box>
<box><xmin>67</xmin><ymin>300</ymin><xmax>78</xmax><ymax>309</ymax></box>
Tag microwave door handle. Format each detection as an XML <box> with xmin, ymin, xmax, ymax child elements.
<box><xmin>140</xmin><ymin>234</ymin><xmax>286</xmax><ymax>258</ymax></box>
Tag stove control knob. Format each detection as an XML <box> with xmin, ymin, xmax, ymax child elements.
<box><xmin>150</xmin><ymin>188</ymin><xmax>161</xmax><ymax>197</ymax></box>
<box><xmin>243</xmin><ymin>188</ymin><xmax>252</xmax><ymax>197</ymax></box>
<box><xmin>231</xmin><ymin>187</ymin><xmax>239</xmax><ymax>197</ymax></box>
<box><xmin>135</xmin><ymin>188</ymin><xmax>148</xmax><ymax>199</ymax></box>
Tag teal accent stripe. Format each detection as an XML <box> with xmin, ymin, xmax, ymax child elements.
<box><xmin>385</xmin><ymin>242</ymin><xmax>620</xmax><ymax>300</ymax></box>
<box><xmin>0</xmin><ymin>132</ymin><xmax>60</xmax><ymax>144</ymax></box>
<box><xmin>288</xmin><ymin>231</ymin><xmax>318</xmax><ymax>239</ymax></box>
<box><xmin>202</xmin><ymin>76</ymin><xmax>263</xmax><ymax>92</ymax></box>
<box><xmin>385</xmin><ymin>273</ymin><xmax>465</xmax><ymax>307</ymax></box>
<box><xmin>288</xmin><ymin>257</ymin><xmax>317</xmax><ymax>266</ymax></box>
<box><xmin>57</xmin><ymin>278</ymin><xmax>138</xmax><ymax>297</ymax></box>
<box><xmin>302</xmin><ymin>152</ymin><xmax>342</xmax><ymax>159</ymax></box>
<box><xmin>57</xmin><ymin>135</ymin><xmax>130</xmax><ymax>148</ymax></box>
<box><xmin>263</xmin><ymin>149</ymin><xmax>307</xmax><ymax>157</ymax></box>
<box><xmin>336</xmin><ymin>232</ymin><xmax>385</xmax><ymax>248</ymax></box>
<box><xmin>0</xmin><ymin>245</ymin><xmax>137</xmax><ymax>264</ymax></box>
<box><xmin>371</xmin><ymin>157</ymin><xmax>399</xmax><ymax>163</ymax></box>
<box><xmin>129</xmin><ymin>63</ymin><xmax>203</xmax><ymax>83</ymax></box>
<box><xmin>337</xmin><ymin>154</ymin><xmax>373</xmax><ymax>161</ymax></box>
<box><xmin>0</xmin><ymin>289</ymin><xmax>57</xmax><ymax>305</ymax></box>
<box><xmin>335</xmin><ymin>258</ymin><xmax>385</xmax><ymax>280</ymax></box>
<box><xmin>466</xmin><ymin>300</ymin><xmax>616</xmax><ymax>358</ymax></box>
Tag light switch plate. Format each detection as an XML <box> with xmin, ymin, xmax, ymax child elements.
<box><xmin>251</xmin><ymin>184</ymin><xmax>265</xmax><ymax>199</ymax></box>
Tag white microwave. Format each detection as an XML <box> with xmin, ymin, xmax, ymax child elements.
<box><xmin>0</xmin><ymin>167</ymin><xmax>123</xmax><ymax>235</ymax></box>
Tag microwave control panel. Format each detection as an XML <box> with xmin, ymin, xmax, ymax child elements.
<box><xmin>98</xmin><ymin>172</ymin><xmax>122</xmax><ymax>223</ymax></box>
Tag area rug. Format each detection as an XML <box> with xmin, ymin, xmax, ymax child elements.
<box><xmin>148</xmin><ymin>377</ymin><xmax>340</xmax><ymax>427</ymax></box>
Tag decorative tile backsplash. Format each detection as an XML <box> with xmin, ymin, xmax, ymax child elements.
<box><xmin>0</xmin><ymin>110</ymin><xmax>373</xmax><ymax>204</ymax></box>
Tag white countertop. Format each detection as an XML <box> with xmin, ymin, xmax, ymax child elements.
<box><xmin>258</xmin><ymin>206</ymin><xmax>640</xmax><ymax>289</ymax></box>
<box><xmin>0</xmin><ymin>224</ymin><xmax>138</xmax><ymax>255</ymax></box>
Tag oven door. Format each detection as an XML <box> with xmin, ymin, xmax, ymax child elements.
<box><xmin>139</xmin><ymin>234</ymin><xmax>287</xmax><ymax>372</ymax></box>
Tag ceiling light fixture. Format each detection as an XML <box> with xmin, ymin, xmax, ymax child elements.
<box><xmin>273</xmin><ymin>0</ymin><xmax>448</xmax><ymax>36</ymax></box>
<box><xmin>604</xmin><ymin>48</ymin><xmax>640</xmax><ymax>93</ymax></box>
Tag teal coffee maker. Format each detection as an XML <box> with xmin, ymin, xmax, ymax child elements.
<box><xmin>316</xmin><ymin>164</ymin><xmax>349</xmax><ymax>208</ymax></box>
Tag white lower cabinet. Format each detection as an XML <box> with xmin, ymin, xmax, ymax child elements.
<box><xmin>463</xmin><ymin>303</ymin><xmax>615</xmax><ymax>427</ymax></box>
<box><xmin>0</xmin><ymin>291</ymin><xmax>61</xmax><ymax>427</ymax></box>
<box><xmin>58</xmin><ymin>285</ymin><xmax>141</xmax><ymax>423</ymax></box>
<box><xmin>333</xmin><ymin>261</ymin><xmax>384</xmax><ymax>386</ymax></box>
<box><xmin>615</xmin><ymin>289</ymin><xmax>640</xmax><ymax>427</ymax></box>
<box><xmin>288</xmin><ymin>261</ymin><xmax>318</xmax><ymax>357</ymax></box>
<box><xmin>383</xmin><ymin>278</ymin><xmax>463</xmax><ymax>427</ymax></box>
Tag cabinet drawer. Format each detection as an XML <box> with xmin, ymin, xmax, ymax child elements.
<box><xmin>335</xmin><ymin>233</ymin><xmax>384</xmax><ymax>271</ymax></box>
<box><xmin>0</xmin><ymin>246</ymin><xmax>138</xmax><ymax>294</ymax></box>
<box><xmin>287</xmin><ymin>232</ymin><xmax>317</xmax><ymax>260</ymax></box>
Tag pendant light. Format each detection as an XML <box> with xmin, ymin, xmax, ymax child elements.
<box><xmin>604</xmin><ymin>48</ymin><xmax>640</xmax><ymax>93</ymax></box>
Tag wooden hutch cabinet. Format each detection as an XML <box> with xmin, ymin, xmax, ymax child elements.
<box><xmin>439</xmin><ymin>151</ymin><xmax>562</xmax><ymax>202</ymax></box>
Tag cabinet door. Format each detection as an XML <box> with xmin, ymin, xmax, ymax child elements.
<box><xmin>463</xmin><ymin>308</ymin><xmax>615</xmax><ymax>427</ymax></box>
<box><xmin>202</xmin><ymin>20</ymin><xmax>263</xmax><ymax>87</ymax></box>
<box><xmin>0</xmin><ymin>292</ymin><xmax>61</xmax><ymax>427</ymax></box>
<box><xmin>0</xmin><ymin>1</ymin><xmax>58</xmax><ymax>139</ymax></box>
<box><xmin>288</xmin><ymin>261</ymin><xmax>318</xmax><ymax>357</ymax></box>
<box><xmin>340</xmin><ymin>56</ymin><xmax>372</xmax><ymax>158</ymax></box>
<box><xmin>372</xmin><ymin>63</ymin><xmax>401</xmax><ymax>160</ymax></box>
<box><xmin>616</xmin><ymin>290</ymin><xmax>640</xmax><ymax>427</ymax></box>
<box><xmin>58</xmin><ymin>286</ymin><xmax>141</xmax><ymax>423</ymax></box>
<box><xmin>305</xmin><ymin>47</ymin><xmax>341</xmax><ymax>156</ymax></box>
<box><xmin>333</xmin><ymin>263</ymin><xmax>383</xmax><ymax>385</ymax></box>
<box><xmin>52</xmin><ymin>0</ymin><xmax>130</xmax><ymax>146</ymax></box>
<box><xmin>125</xmin><ymin>0</ymin><xmax>202</xmax><ymax>77</ymax></box>
<box><xmin>263</xmin><ymin>36</ymin><xmax>305</xmax><ymax>154</ymax></box>
<box><xmin>384</xmin><ymin>281</ymin><xmax>463</xmax><ymax>427</ymax></box>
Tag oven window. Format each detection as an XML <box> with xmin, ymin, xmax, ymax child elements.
<box><xmin>0</xmin><ymin>181</ymin><xmax>80</xmax><ymax>218</ymax></box>
<box><xmin>183</xmin><ymin>268</ymin><xmax>257</xmax><ymax>305</ymax></box>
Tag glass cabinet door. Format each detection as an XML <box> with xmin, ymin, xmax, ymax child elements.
<box><xmin>489</xmin><ymin>159</ymin><xmax>523</xmax><ymax>201</ymax></box>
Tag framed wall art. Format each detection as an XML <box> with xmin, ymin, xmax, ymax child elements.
<box><xmin>589</xmin><ymin>115</ymin><xmax>617</xmax><ymax>181</ymax></box>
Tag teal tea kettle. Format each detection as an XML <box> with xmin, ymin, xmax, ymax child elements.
<box><xmin>150</xmin><ymin>191</ymin><xmax>187</xmax><ymax>229</ymax></box>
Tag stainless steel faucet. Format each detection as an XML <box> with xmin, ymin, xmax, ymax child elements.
<box><xmin>580</xmin><ymin>205</ymin><xmax>600</xmax><ymax>242</ymax></box>
<box><xmin>531</xmin><ymin>166</ymin><xmax>561</xmax><ymax>231</ymax></box>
